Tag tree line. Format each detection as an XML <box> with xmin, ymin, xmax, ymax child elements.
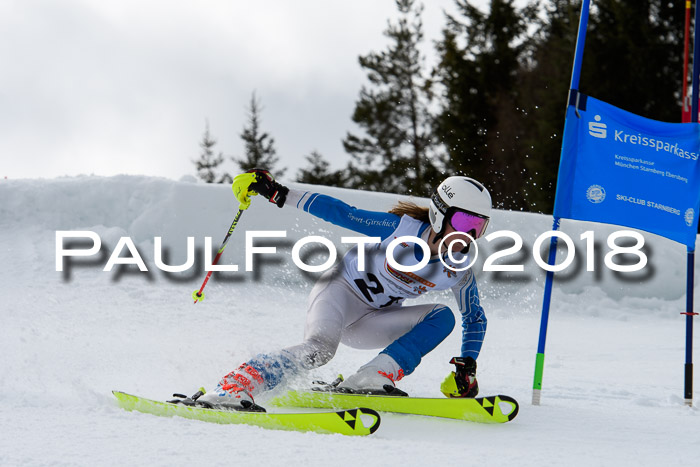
<box><xmin>194</xmin><ymin>0</ymin><xmax>686</xmax><ymax>214</ymax></box>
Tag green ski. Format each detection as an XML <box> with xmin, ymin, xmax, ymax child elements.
<box><xmin>269</xmin><ymin>391</ymin><xmax>519</xmax><ymax>424</ymax></box>
<box><xmin>112</xmin><ymin>391</ymin><xmax>380</xmax><ymax>436</ymax></box>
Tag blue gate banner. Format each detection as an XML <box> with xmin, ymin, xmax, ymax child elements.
<box><xmin>554</xmin><ymin>93</ymin><xmax>700</xmax><ymax>247</ymax></box>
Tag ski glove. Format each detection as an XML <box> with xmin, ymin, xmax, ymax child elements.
<box><xmin>440</xmin><ymin>357</ymin><xmax>479</xmax><ymax>398</ymax></box>
<box><xmin>232</xmin><ymin>169</ymin><xmax>289</xmax><ymax>209</ymax></box>
<box><xmin>247</xmin><ymin>168</ymin><xmax>288</xmax><ymax>208</ymax></box>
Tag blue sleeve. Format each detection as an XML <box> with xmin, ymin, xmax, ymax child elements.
<box><xmin>292</xmin><ymin>191</ymin><xmax>400</xmax><ymax>240</ymax></box>
<box><xmin>451</xmin><ymin>272</ymin><xmax>487</xmax><ymax>360</ymax></box>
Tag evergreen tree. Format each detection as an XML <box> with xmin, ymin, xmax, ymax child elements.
<box><xmin>343</xmin><ymin>0</ymin><xmax>441</xmax><ymax>195</ymax></box>
<box><xmin>581</xmin><ymin>0</ymin><xmax>683</xmax><ymax>121</ymax></box>
<box><xmin>297</xmin><ymin>150</ymin><xmax>347</xmax><ymax>186</ymax></box>
<box><xmin>194</xmin><ymin>120</ymin><xmax>225</xmax><ymax>183</ymax></box>
<box><xmin>518</xmin><ymin>0</ymin><xmax>582</xmax><ymax>212</ymax></box>
<box><xmin>235</xmin><ymin>92</ymin><xmax>285</xmax><ymax>176</ymax></box>
<box><xmin>426</xmin><ymin>0</ymin><xmax>683</xmax><ymax>213</ymax></box>
<box><xmin>433</xmin><ymin>0</ymin><xmax>538</xmax><ymax>210</ymax></box>
<box><xmin>518</xmin><ymin>0</ymin><xmax>684</xmax><ymax>212</ymax></box>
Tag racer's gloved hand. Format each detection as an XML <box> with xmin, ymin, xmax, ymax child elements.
<box><xmin>247</xmin><ymin>168</ymin><xmax>288</xmax><ymax>208</ymax></box>
<box><xmin>232</xmin><ymin>168</ymin><xmax>289</xmax><ymax>209</ymax></box>
<box><xmin>440</xmin><ymin>356</ymin><xmax>479</xmax><ymax>398</ymax></box>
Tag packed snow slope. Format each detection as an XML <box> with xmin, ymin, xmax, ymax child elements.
<box><xmin>1</xmin><ymin>175</ymin><xmax>698</xmax><ymax>466</ymax></box>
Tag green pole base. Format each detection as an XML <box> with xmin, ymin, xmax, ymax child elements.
<box><xmin>532</xmin><ymin>352</ymin><xmax>545</xmax><ymax>406</ymax></box>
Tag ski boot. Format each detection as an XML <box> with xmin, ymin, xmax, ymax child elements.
<box><xmin>335</xmin><ymin>353</ymin><xmax>408</xmax><ymax>396</ymax></box>
<box><xmin>195</xmin><ymin>363</ymin><xmax>266</xmax><ymax>411</ymax></box>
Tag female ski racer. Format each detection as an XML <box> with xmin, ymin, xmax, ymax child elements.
<box><xmin>198</xmin><ymin>169</ymin><xmax>492</xmax><ymax>409</ymax></box>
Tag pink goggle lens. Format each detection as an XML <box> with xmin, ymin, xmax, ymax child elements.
<box><xmin>449</xmin><ymin>211</ymin><xmax>489</xmax><ymax>238</ymax></box>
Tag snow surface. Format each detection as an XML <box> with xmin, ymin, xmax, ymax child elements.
<box><xmin>1</xmin><ymin>175</ymin><xmax>698</xmax><ymax>466</ymax></box>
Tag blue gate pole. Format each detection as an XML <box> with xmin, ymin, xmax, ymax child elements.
<box><xmin>532</xmin><ymin>0</ymin><xmax>591</xmax><ymax>407</ymax></box>
<box><xmin>569</xmin><ymin>0</ymin><xmax>591</xmax><ymax>91</ymax></box>
<box><xmin>692</xmin><ymin>0</ymin><xmax>700</xmax><ymax>121</ymax></box>
<box><xmin>532</xmin><ymin>217</ymin><xmax>561</xmax><ymax>405</ymax></box>
<box><xmin>685</xmin><ymin>248</ymin><xmax>695</xmax><ymax>406</ymax></box>
<box><xmin>684</xmin><ymin>0</ymin><xmax>700</xmax><ymax>407</ymax></box>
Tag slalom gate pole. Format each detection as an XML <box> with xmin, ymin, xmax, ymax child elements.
<box><xmin>693</xmin><ymin>0</ymin><xmax>700</xmax><ymax>122</ymax></box>
<box><xmin>682</xmin><ymin>0</ymin><xmax>691</xmax><ymax>121</ymax></box>
<box><xmin>193</xmin><ymin>208</ymin><xmax>245</xmax><ymax>304</ymax></box>
<box><xmin>684</xmin><ymin>249</ymin><xmax>696</xmax><ymax>406</ymax></box>
<box><xmin>684</xmin><ymin>0</ymin><xmax>700</xmax><ymax>406</ymax></box>
<box><xmin>568</xmin><ymin>0</ymin><xmax>590</xmax><ymax>91</ymax></box>
<box><xmin>532</xmin><ymin>0</ymin><xmax>590</xmax><ymax>407</ymax></box>
<box><xmin>532</xmin><ymin>217</ymin><xmax>560</xmax><ymax>406</ymax></box>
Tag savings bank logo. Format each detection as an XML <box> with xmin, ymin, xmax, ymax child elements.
<box><xmin>588</xmin><ymin>115</ymin><xmax>607</xmax><ymax>139</ymax></box>
<box><xmin>586</xmin><ymin>185</ymin><xmax>606</xmax><ymax>204</ymax></box>
<box><xmin>685</xmin><ymin>208</ymin><xmax>695</xmax><ymax>227</ymax></box>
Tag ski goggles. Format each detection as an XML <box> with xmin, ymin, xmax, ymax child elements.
<box><xmin>448</xmin><ymin>209</ymin><xmax>490</xmax><ymax>239</ymax></box>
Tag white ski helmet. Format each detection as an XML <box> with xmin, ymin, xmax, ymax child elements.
<box><xmin>428</xmin><ymin>176</ymin><xmax>492</xmax><ymax>238</ymax></box>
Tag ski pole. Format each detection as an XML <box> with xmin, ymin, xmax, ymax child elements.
<box><xmin>192</xmin><ymin>207</ymin><xmax>245</xmax><ymax>304</ymax></box>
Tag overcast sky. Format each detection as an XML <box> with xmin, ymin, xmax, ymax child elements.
<box><xmin>1</xmin><ymin>0</ymin><xmax>497</xmax><ymax>181</ymax></box>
